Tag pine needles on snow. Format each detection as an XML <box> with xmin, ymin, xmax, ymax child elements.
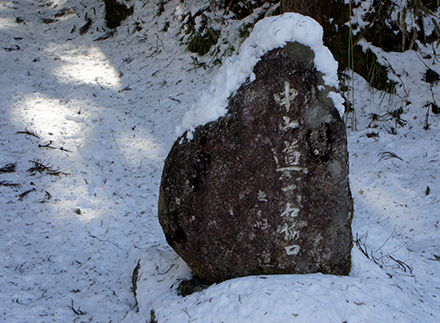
<box><xmin>27</xmin><ymin>159</ymin><xmax>70</xmax><ymax>177</ymax></box>
<box><xmin>0</xmin><ymin>162</ymin><xmax>20</xmax><ymax>189</ymax></box>
<box><xmin>16</xmin><ymin>128</ymin><xmax>39</xmax><ymax>139</ymax></box>
<box><xmin>0</xmin><ymin>162</ymin><xmax>17</xmax><ymax>173</ymax></box>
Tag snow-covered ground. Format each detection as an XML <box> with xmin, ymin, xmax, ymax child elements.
<box><xmin>0</xmin><ymin>0</ymin><xmax>439</xmax><ymax>322</ymax></box>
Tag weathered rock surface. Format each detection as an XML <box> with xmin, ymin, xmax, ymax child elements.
<box><xmin>158</xmin><ymin>42</ymin><xmax>353</xmax><ymax>285</ymax></box>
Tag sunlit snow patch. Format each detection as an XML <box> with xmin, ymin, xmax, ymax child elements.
<box><xmin>53</xmin><ymin>45</ymin><xmax>121</xmax><ymax>90</ymax></box>
<box><xmin>176</xmin><ymin>12</ymin><xmax>343</xmax><ymax>137</ymax></box>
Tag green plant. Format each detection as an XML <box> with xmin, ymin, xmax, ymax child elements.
<box><xmin>187</xmin><ymin>27</ymin><xmax>220</xmax><ymax>56</ymax></box>
<box><xmin>234</xmin><ymin>22</ymin><xmax>253</xmax><ymax>52</ymax></box>
<box><xmin>209</xmin><ymin>38</ymin><xmax>235</xmax><ymax>66</ymax></box>
<box><xmin>84</xmin><ymin>7</ymin><xmax>96</xmax><ymax>21</ymax></box>
<box><xmin>237</xmin><ymin>22</ymin><xmax>252</xmax><ymax>40</ymax></box>
<box><xmin>188</xmin><ymin>56</ymin><xmax>207</xmax><ymax>71</ymax></box>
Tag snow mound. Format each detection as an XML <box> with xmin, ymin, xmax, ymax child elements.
<box><xmin>177</xmin><ymin>12</ymin><xmax>342</xmax><ymax>137</ymax></box>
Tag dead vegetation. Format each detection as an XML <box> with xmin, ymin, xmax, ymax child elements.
<box><xmin>0</xmin><ymin>162</ymin><xmax>17</xmax><ymax>173</ymax></box>
<box><xmin>131</xmin><ymin>260</ymin><xmax>141</xmax><ymax>312</ymax></box>
<box><xmin>54</xmin><ymin>8</ymin><xmax>76</xmax><ymax>18</ymax></box>
<box><xmin>0</xmin><ymin>162</ymin><xmax>20</xmax><ymax>189</ymax></box>
<box><xmin>27</xmin><ymin>159</ymin><xmax>70</xmax><ymax>177</ymax></box>
<box><xmin>16</xmin><ymin>128</ymin><xmax>39</xmax><ymax>139</ymax></box>
<box><xmin>0</xmin><ymin>181</ymin><xmax>21</xmax><ymax>189</ymax></box>
<box><xmin>40</xmin><ymin>18</ymin><xmax>59</xmax><ymax>24</ymax></box>
<box><xmin>17</xmin><ymin>188</ymin><xmax>36</xmax><ymax>202</ymax></box>
<box><xmin>67</xmin><ymin>299</ymin><xmax>87</xmax><ymax>316</ymax></box>
<box><xmin>354</xmin><ymin>233</ymin><xmax>413</xmax><ymax>277</ymax></box>
<box><xmin>79</xmin><ymin>18</ymin><xmax>93</xmax><ymax>35</ymax></box>
<box><xmin>378</xmin><ymin>151</ymin><xmax>403</xmax><ymax>162</ymax></box>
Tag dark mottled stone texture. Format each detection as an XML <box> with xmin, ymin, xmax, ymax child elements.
<box><xmin>158</xmin><ymin>42</ymin><xmax>353</xmax><ymax>285</ymax></box>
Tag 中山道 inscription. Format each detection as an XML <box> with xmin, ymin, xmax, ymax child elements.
<box><xmin>273</xmin><ymin>80</ymin><xmax>305</xmax><ymax>256</ymax></box>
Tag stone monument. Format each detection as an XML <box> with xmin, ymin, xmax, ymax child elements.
<box><xmin>158</xmin><ymin>41</ymin><xmax>353</xmax><ymax>285</ymax></box>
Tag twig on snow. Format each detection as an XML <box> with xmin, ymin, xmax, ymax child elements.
<box><xmin>67</xmin><ymin>299</ymin><xmax>87</xmax><ymax>315</ymax></box>
<box><xmin>38</xmin><ymin>141</ymin><xmax>72</xmax><ymax>152</ymax></box>
<box><xmin>89</xmin><ymin>234</ymin><xmax>120</xmax><ymax>248</ymax></box>
<box><xmin>428</xmin><ymin>255</ymin><xmax>440</xmax><ymax>261</ymax></box>
<box><xmin>157</xmin><ymin>264</ymin><xmax>176</xmax><ymax>275</ymax></box>
<box><xmin>38</xmin><ymin>141</ymin><xmax>57</xmax><ymax>150</ymax></box>
<box><xmin>389</xmin><ymin>255</ymin><xmax>413</xmax><ymax>274</ymax></box>
<box><xmin>110</xmin><ymin>129</ymin><xmax>119</xmax><ymax>149</ymax></box>
<box><xmin>17</xmin><ymin>188</ymin><xmax>36</xmax><ymax>201</ymax></box>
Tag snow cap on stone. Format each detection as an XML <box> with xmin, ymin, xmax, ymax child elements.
<box><xmin>177</xmin><ymin>13</ymin><xmax>342</xmax><ymax>137</ymax></box>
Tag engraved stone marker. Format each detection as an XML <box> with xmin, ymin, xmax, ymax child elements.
<box><xmin>158</xmin><ymin>42</ymin><xmax>353</xmax><ymax>285</ymax></box>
